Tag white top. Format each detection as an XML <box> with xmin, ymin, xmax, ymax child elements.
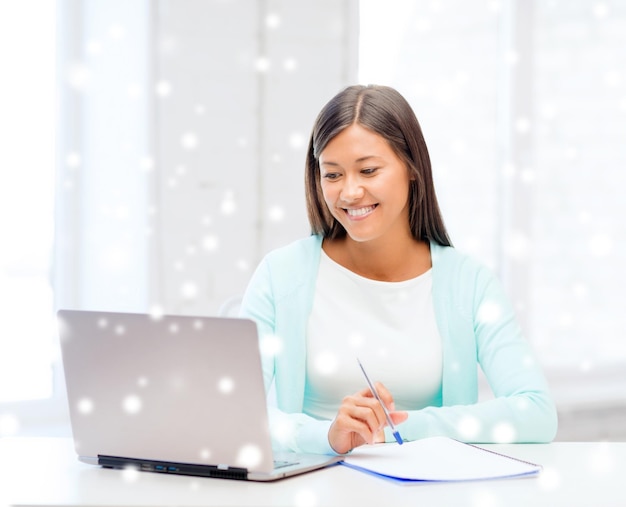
<box><xmin>303</xmin><ymin>250</ymin><xmax>443</xmax><ymax>420</ymax></box>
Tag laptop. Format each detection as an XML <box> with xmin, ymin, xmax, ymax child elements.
<box><xmin>57</xmin><ymin>309</ymin><xmax>342</xmax><ymax>481</ymax></box>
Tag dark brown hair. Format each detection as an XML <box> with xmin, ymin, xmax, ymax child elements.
<box><xmin>305</xmin><ymin>84</ymin><xmax>451</xmax><ymax>246</ymax></box>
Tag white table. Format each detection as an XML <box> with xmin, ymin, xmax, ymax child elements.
<box><xmin>1</xmin><ymin>437</ymin><xmax>625</xmax><ymax>506</ymax></box>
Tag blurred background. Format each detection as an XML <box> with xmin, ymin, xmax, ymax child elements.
<box><xmin>0</xmin><ymin>0</ymin><xmax>624</xmax><ymax>440</ymax></box>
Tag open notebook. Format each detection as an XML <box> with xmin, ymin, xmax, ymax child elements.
<box><xmin>341</xmin><ymin>436</ymin><xmax>541</xmax><ymax>483</ymax></box>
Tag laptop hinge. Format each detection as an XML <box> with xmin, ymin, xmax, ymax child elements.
<box><xmin>98</xmin><ymin>455</ymin><xmax>248</xmax><ymax>481</ymax></box>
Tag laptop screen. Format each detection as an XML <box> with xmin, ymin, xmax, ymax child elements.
<box><xmin>58</xmin><ymin>310</ymin><xmax>275</xmax><ymax>474</ymax></box>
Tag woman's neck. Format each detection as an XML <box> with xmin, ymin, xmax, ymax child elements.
<box><xmin>322</xmin><ymin>235</ymin><xmax>432</xmax><ymax>282</ymax></box>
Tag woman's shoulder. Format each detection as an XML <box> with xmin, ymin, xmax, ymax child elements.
<box><xmin>263</xmin><ymin>234</ymin><xmax>322</xmax><ymax>266</ymax></box>
<box><xmin>431</xmin><ymin>242</ymin><xmax>481</xmax><ymax>270</ymax></box>
<box><xmin>254</xmin><ymin>234</ymin><xmax>322</xmax><ymax>301</ymax></box>
<box><xmin>430</xmin><ymin>242</ymin><xmax>496</xmax><ymax>287</ymax></box>
<box><xmin>258</xmin><ymin>235</ymin><xmax>322</xmax><ymax>285</ymax></box>
<box><xmin>430</xmin><ymin>242</ymin><xmax>506</xmax><ymax>322</ymax></box>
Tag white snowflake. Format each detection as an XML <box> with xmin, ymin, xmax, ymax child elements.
<box><xmin>492</xmin><ymin>422</ymin><xmax>516</xmax><ymax>443</ymax></box>
<box><xmin>268</xmin><ymin>205</ymin><xmax>285</xmax><ymax>222</ymax></box>
<box><xmin>77</xmin><ymin>398</ymin><xmax>94</xmax><ymax>415</ymax></box>
<box><xmin>260</xmin><ymin>334</ymin><xmax>283</xmax><ymax>358</ymax></box>
<box><xmin>236</xmin><ymin>444</ymin><xmax>263</xmax><ymax>469</ymax></box>
<box><xmin>180</xmin><ymin>281</ymin><xmax>198</xmax><ymax>300</ymax></box>
<box><xmin>255</xmin><ymin>57</ymin><xmax>270</xmax><ymax>73</ymax></box>
<box><xmin>537</xmin><ymin>466</ymin><xmax>561</xmax><ymax>491</ymax></box>
<box><xmin>122</xmin><ymin>394</ymin><xmax>142</xmax><ymax>415</ymax></box>
<box><xmin>314</xmin><ymin>351</ymin><xmax>338</xmax><ymax>376</ymax></box>
<box><xmin>217</xmin><ymin>377</ymin><xmax>235</xmax><ymax>395</ymax></box>
<box><xmin>220</xmin><ymin>191</ymin><xmax>237</xmax><ymax>215</ymax></box>
<box><xmin>202</xmin><ymin>235</ymin><xmax>220</xmax><ymax>252</ymax></box>
<box><xmin>155</xmin><ymin>80</ymin><xmax>172</xmax><ymax>97</ymax></box>
<box><xmin>457</xmin><ymin>415</ymin><xmax>481</xmax><ymax>440</ymax></box>
<box><xmin>265</xmin><ymin>13</ymin><xmax>281</xmax><ymax>29</ymax></box>
<box><xmin>181</xmin><ymin>132</ymin><xmax>198</xmax><ymax>150</ymax></box>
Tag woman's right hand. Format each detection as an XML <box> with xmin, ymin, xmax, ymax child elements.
<box><xmin>327</xmin><ymin>382</ymin><xmax>408</xmax><ymax>454</ymax></box>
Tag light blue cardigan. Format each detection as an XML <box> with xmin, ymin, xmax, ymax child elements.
<box><xmin>240</xmin><ymin>235</ymin><xmax>558</xmax><ymax>454</ymax></box>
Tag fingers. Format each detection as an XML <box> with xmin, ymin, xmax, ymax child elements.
<box><xmin>371</xmin><ymin>381</ymin><xmax>396</xmax><ymax>411</ymax></box>
<box><xmin>373</xmin><ymin>383</ymin><xmax>409</xmax><ymax>430</ymax></box>
<box><xmin>328</xmin><ymin>393</ymin><xmax>389</xmax><ymax>454</ymax></box>
<box><xmin>328</xmin><ymin>383</ymin><xmax>408</xmax><ymax>454</ymax></box>
<box><xmin>342</xmin><ymin>393</ymin><xmax>389</xmax><ymax>437</ymax></box>
<box><xmin>364</xmin><ymin>382</ymin><xmax>409</xmax><ymax>435</ymax></box>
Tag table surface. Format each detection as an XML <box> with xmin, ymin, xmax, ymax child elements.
<box><xmin>1</xmin><ymin>437</ymin><xmax>625</xmax><ymax>507</ymax></box>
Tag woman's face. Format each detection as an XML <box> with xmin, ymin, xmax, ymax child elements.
<box><xmin>318</xmin><ymin>123</ymin><xmax>412</xmax><ymax>244</ymax></box>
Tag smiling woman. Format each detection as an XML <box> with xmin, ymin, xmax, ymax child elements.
<box><xmin>240</xmin><ymin>84</ymin><xmax>558</xmax><ymax>456</ymax></box>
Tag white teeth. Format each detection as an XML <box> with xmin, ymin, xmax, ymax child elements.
<box><xmin>346</xmin><ymin>206</ymin><xmax>375</xmax><ymax>217</ymax></box>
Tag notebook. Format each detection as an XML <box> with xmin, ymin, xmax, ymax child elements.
<box><xmin>341</xmin><ymin>436</ymin><xmax>542</xmax><ymax>483</ymax></box>
<box><xmin>57</xmin><ymin>309</ymin><xmax>342</xmax><ymax>481</ymax></box>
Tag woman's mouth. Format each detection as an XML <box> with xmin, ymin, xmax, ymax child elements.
<box><xmin>344</xmin><ymin>204</ymin><xmax>377</xmax><ymax>218</ymax></box>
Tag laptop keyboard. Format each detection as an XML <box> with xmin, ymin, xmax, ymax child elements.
<box><xmin>273</xmin><ymin>459</ymin><xmax>299</xmax><ymax>470</ymax></box>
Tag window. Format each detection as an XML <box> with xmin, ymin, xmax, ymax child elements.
<box><xmin>2</xmin><ymin>0</ymin><xmax>154</xmax><ymax>436</ymax></box>
<box><xmin>0</xmin><ymin>2</ymin><xmax>56</xmax><ymax>409</ymax></box>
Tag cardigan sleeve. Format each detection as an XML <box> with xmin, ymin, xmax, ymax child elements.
<box><xmin>383</xmin><ymin>253</ymin><xmax>558</xmax><ymax>444</ymax></box>
<box><xmin>239</xmin><ymin>254</ymin><xmax>339</xmax><ymax>455</ymax></box>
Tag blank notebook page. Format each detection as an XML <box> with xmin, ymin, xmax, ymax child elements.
<box><xmin>342</xmin><ymin>436</ymin><xmax>541</xmax><ymax>482</ymax></box>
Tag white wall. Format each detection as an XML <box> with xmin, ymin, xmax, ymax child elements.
<box><xmin>55</xmin><ymin>0</ymin><xmax>359</xmax><ymax>316</ymax></box>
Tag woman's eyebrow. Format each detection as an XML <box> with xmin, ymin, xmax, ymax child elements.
<box><xmin>320</xmin><ymin>155</ymin><xmax>382</xmax><ymax>166</ymax></box>
<box><xmin>355</xmin><ymin>155</ymin><xmax>382</xmax><ymax>163</ymax></box>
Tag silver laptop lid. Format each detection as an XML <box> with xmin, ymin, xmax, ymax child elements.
<box><xmin>57</xmin><ymin>310</ymin><xmax>275</xmax><ymax>475</ymax></box>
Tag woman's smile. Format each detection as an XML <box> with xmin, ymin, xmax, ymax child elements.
<box><xmin>344</xmin><ymin>204</ymin><xmax>378</xmax><ymax>219</ymax></box>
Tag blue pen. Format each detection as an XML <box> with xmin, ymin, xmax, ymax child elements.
<box><xmin>357</xmin><ymin>358</ymin><xmax>404</xmax><ymax>445</ymax></box>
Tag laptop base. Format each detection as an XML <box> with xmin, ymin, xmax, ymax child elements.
<box><xmin>98</xmin><ymin>455</ymin><xmax>248</xmax><ymax>480</ymax></box>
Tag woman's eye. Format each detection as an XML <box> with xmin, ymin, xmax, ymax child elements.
<box><xmin>322</xmin><ymin>173</ymin><xmax>340</xmax><ymax>180</ymax></box>
<box><xmin>361</xmin><ymin>167</ymin><xmax>378</xmax><ymax>175</ymax></box>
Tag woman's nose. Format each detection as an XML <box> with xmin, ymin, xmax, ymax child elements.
<box><xmin>340</xmin><ymin>175</ymin><xmax>364</xmax><ymax>202</ymax></box>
